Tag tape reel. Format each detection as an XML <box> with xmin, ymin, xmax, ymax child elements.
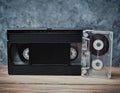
<box><xmin>17</xmin><ymin>44</ymin><xmax>29</xmax><ymax>63</ymax></box>
<box><xmin>92</xmin><ymin>59</ymin><xmax>103</xmax><ymax>70</ymax></box>
<box><xmin>93</xmin><ymin>40</ymin><xmax>104</xmax><ymax>51</ymax></box>
<box><xmin>90</xmin><ymin>34</ymin><xmax>109</xmax><ymax>56</ymax></box>
<box><xmin>70</xmin><ymin>47</ymin><xmax>78</xmax><ymax>61</ymax></box>
<box><xmin>70</xmin><ymin>43</ymin><xmax>81</xmax><ymax>66</ymax></box>
<box><xmin>23</xmin><ymin>48</ymin><xmax>29</xmax><ymax>61</ymax></box>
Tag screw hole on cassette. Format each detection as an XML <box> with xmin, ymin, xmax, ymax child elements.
<box><xmin>70</xmin><ymin>47</ymin><xmax>78</xmax><ymax>61</ymax></box>
<box><xmin>83</xmin><ymin>32</ymin><xmax>89</xmax><ymax>38</ymax></box>
<box><xmin>107</xmin><ymin>73</ymin><xmax>111</xmax><ymax>79</ymax></box>
<box><xmin>81</xmin><ymin>69</ymin><xmax>88</xmax><ymax>76</ymax></box>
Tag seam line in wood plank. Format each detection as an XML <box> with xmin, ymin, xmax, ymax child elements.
<box><xmin>0</xmin><ymin>83</ymin><xmax>120</xmax><ymax>86</ymax></box>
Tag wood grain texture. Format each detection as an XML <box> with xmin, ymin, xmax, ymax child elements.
<box><xmin>0</xmin><ymin>66</ymin><xmax>120</xmax><ymax>93</ymax></box>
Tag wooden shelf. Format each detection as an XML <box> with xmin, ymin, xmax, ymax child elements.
<box><xmin>0</xmin><ymin>66</ymin><xmax>120</xmax><ymax>93</ymax></box>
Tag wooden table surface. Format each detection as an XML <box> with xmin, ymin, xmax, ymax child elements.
<box><xmin>0</xmin><ymin>66</ymin><xmax>120</xmax><ymax>93</ymax></box>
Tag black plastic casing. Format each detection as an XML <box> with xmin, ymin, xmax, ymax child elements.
<box><xmin>7</xmin><ymin>29</ymin><xmax>83</xmax><ymax>75</ymax></box>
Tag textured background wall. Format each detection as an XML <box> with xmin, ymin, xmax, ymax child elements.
<box><xmin>0</xmin><ymin>0</ymin><xmax>120</xmax><ymax>66</ymax></box>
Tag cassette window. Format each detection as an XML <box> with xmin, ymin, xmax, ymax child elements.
<box><xmin>9</xmin><ymin>43</ymin><xmax>70</xmax><ymax>65</ymax></box>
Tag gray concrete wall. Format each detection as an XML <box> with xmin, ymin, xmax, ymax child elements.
<box><xmin>0</xmin><ymin>0</ymin><xmax>120</xmax><ymax>66</ymax></box>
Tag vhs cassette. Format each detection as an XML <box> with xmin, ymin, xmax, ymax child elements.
<box><xmin>7</xmin><ymin>29</ymin><xmax>82</xmax><ymax>75</ymax></box>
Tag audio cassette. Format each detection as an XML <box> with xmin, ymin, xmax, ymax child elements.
<box><xmin>7</xmin><ymin>29</ymin><xmax>82</xmax><ymax>75</ymax></box>
<box><xmin>81</xmin><ymin>30</ymin><xmax>113</xmax><ymax>78</ymax></box>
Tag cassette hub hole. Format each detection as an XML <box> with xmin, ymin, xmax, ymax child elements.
<box><xmin>97</xmin><ymin>43</ymin><xmax>101</xmax><ymax>47</ymax></box>
<box><xmin>96</xmin><ymin>62</ymin><xmax>100</xmax><ymax>67</ymax></box>
<box><xmin>92</xmin><ymin>59</ymin><xmax>103</xmax><ymax>70</ymax></box>
<box><xmin>93</xmin><ymin>40</ymin><xmax>104</xmax><ymax>51</ymax></box>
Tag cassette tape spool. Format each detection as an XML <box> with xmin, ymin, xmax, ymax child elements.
<box><xmin>90</xmin><ymin>34</ymin><xmax>109</xmax><ymax>56</ymax></box>
<box><xmin>70</xmin><ymin>43</ymin><xmax>81</xmax><ymax>65</ymax></box>
<box><xmin>10</xmin><ymin>44</ymin><xmax>29</xmax><ymax>65</ymax></box>
<box><xmin>22</xmin><ymin>48</ymin><xmax>29</xmax><ymax>61</ymax></box>
<box><xmin>92</xmin><ymin>59</ymin><xmax>103</xmax><ymax>70</ymax></box>
<box><xmin>81</xmin><ymin>30</ymin><xmax>113</xmax><ymax>79</ymax></box>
